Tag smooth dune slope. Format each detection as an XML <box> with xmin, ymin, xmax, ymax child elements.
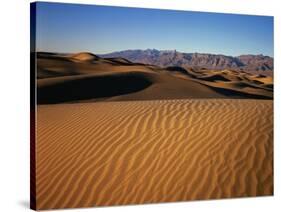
<box><xmin>36</xmin><ymin>99</ymin><xmax>273</xmax><ymax>209</ymax></box>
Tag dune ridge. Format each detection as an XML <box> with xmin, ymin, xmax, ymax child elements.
<box><xmin>36</xmin><ymin>99</ymin><xmax>273</xmax><ymax>209</ymax></box>
<box><xmin>36</xmin><ymin>52</ymin><xmax>273</xmax><ymax>104</ymax></box>
<box><xmin>69</xmin><ymin>52</ymin><xmax>100</xmax><ymax>62</ymax></box>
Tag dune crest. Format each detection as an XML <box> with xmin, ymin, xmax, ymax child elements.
<box><xmin>70</xmin><ymin>52</ymin><xmax>100</xmax><ymax>62</ymax></box>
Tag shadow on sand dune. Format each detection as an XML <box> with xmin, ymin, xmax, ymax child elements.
<box><xmin>37</xmin><ymin>72</ymin><xmax>153</xmax><ymax>104</ymax></box>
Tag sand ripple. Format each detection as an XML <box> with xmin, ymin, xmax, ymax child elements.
<box><xmin>36</xmin><ymin>99</ymin><xmax>273</xmax><ymax>209</ymax></box>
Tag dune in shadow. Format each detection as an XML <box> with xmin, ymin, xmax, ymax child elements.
<box><xmin>198</xmin><ymin>74</ymin><xmax>231</xmax><ymax>82</ymax></box>
<box><xmin>37</xmin><ymin>72</ymin><xmax>153</xmax><ymax>104</ymax></box>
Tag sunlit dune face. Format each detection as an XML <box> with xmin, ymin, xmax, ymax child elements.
<box><xmin>36</xmin><ymin>99</ymin><xmax>273</xmax><ymax>209</ymax></box>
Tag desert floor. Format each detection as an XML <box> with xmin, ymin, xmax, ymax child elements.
<box><xmin>36</xmin><ymin>99</ymin><xmax>273</xmax><ymax>209</ymax></box>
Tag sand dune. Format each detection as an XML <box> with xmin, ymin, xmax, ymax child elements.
<box><xmin>36</xmin><ymin>99</ymin><xmax>273</xmax><ymax>210</ymax></box>
<box><xmin>36</xmin><ymin>52</ymin><xmax>273</xmax><ymax>103</ymax></box>
<box><xmin>37</xmin><ymin>72</ymin><xmax>153</xmax><ymax>104</ymax></box>
<box><xmin>69</xmin><ymin>52</ymin><xmax>100</xmax><ymax>62</ymax></box>
<box><xmin>35</xmin><ymin>52</ymin><xmax>274</xmax><ymax>210</ymax></box>
<box><xmin>174</xmin><ymin>68</ymin><xmax>273</xmax><ymax>99</ymax></box>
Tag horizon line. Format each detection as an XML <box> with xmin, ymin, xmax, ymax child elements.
<box><xmin>36</xmin><ymin>48</ymin><xmax>274</xmax><ymax>58</ymax></box>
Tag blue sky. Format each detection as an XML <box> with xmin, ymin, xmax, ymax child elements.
<box><xmin>35</xmin><ymin>2</ymin><xmax>274</xmax><ymax>57</ymax></box>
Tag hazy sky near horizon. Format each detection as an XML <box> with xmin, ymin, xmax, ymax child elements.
<box><xmin>35</xmin><ymin>2</ymin><xmax>274</xmax><ymax>57</ymax></box>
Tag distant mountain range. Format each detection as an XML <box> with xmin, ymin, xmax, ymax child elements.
<box><xmin>100</xmin><ymin>49</ymin><xmax>273</xmax><ymax>72</ymax></box>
